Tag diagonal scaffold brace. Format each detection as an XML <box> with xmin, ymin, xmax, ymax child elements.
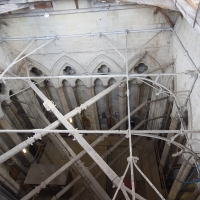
<box><xmin>23</xmin><ymin>80</ymin><xmax>146</xmax><ymax>200</ymax></box>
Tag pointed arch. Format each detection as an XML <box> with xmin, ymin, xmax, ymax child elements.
<box><xmin>94</xmin><ymin>78</ymin><xmax>103</xmax><ymax>86</ymax></box>
<box><xmin>52</xmin><ymin>56</ymin><xmax>85</xmax><ymax>87</ymax></box>
<box><xmin>0</xmin><ymin>76</ymin><xmax>31</xmax><ymax>119</ymax></box>
<box><xmin>88</xmin><ymin>55</ymin><xmax>122</xmax><ymax>86</ymax></box>
<box><xmin>52</xmin><ymin>56</ymin><xmax>85</xmax><ymax>75</ymax></box>
<box><xmin>87</xmin><ymin>54</ymin><xmax>122</xmax><ymax>73</ymax></box>
<box><xmin>128</xmin><ymin>53</ymin><xmax>161</xmax><ymax>77</ymax></box>
<box><xmin>123</xmin><ymin>51</ymin><xmax>147</xmax><ymax>72</ymax></box>
<box><xmin>108</xmin><ymin>78</ymin><xmax>117</xmax><ymax>85</ymax></box>
<box><xmin>17</xmin><ymin>58</ymin><xmax>50</xmax><ymax>77</ymax></box>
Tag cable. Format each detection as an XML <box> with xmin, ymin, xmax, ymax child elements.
<box><xmin>168</xmin><ymin>176</ymin><xmax>200</xmax><ymax>184</ymax></box>
<box><xmin>177</xmin><ymin>164</ymin><xmax>200</xmax><ymax>194</ymax></box>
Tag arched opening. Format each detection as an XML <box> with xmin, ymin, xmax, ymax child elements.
<box><xmin>182</xmin><ymin>109</ymin><xmax>188</xmax><ymax>128</ymax></box>
<box><xmin>9</xmin><ymin>165</ymin><xmax>20</xmax><ymax>181</ymax></box>
<box><xmin>139</xmin><ymin>76</ymin><xmax>152</xmax><ymax>123</ymax></box>
<box><xmin>97</xmin><ymin>65</ymin><xmax>110</xmax><ymax>74</ymax></box>
<box><xmin>107</xmin><ymin>116</ymin><xmax>116</xmax><ymax>128</ymax></box>
<box><xmin>74</xmin><ymin>79</ymin><xmax>93</xmax><ymax>130</ymax></box>
<box><xmin>134</xmin><ymin>63</ymin><xmax>148</xmax><ymax>74</ymax></box>
<box><xmin>94</xmin><ymin>79</ymin><xmax>108</xmax><ymax>130</ymax></box>
<box><xmin>63</xmin><ymin>66</ymin><xmax>76</xmax><ymax>75</ymax></box>
<box><xmin>76</xmin><ymin>79</ymin><xmax>84</xmax><ymax>86</ymax></box>
<box><xmin>82</xmin><ymin>116</ymin><xmax>91</xmax><ymax>129</ymax></box>
<box><xmin>9</xmin><ymin>90</ymin><xmax>34</xmax><ymax>129</ymax></box>
<box><xmin>0</xmin><ymin>82</ymin><xmax>6</xmax><ymax>94</ymax></box>
<box><xmin>108</xmin><ymin>78</ymin><xmax>119</xmax><ymax>124</ymax></box>
<box><xmin>30</xmin><ymin>67</ymin><xmax>42</xmax><ymax>76</ymax></box>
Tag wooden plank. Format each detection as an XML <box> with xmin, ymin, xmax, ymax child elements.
<box><xmin>0</xmin><ymin>0</ymin><xmax>50</xmax><ymax>4</ymax></box>
<box><xmin>0</xmin><ymin>3</ymin><xmax>31</xmax><ymax>14</ymax></box>
<box><xmin>0</xmin><ymin>2</ymin><xmax>52</xmax><ymax>14</ymax></box>
<box><xmin>154</xmin><ymin>7</ymin><xmax>174</xmax><ymax>28</ymax></box>
<box><xmin>173</xmin><ymin>0</ymin><xmax>200</xmax><ymax>33</ymax></box>
<box><xmin>185</xmin><ymin>0</ymin><xmax>198</xmax><ymax>10</ymax></box>
<box><xmin>74</xmin><ymin>0</ymin><xmax>79</xmax><ymax>9</ymax></box>
<box><xmin>34</xmin><ymin>2</ymin><xmax>52</xmax><ymax>9</ymax></box>
<box><xmin>120</xmin><ymin>0</ymin><xmax>178</xmax><ymax>11</ymax></box>
<box><xmin>193</xmin><ymin>0</ymin><xmax>200</xmax><ymax>27</ymax></box>
<box><xmin>8</xmin><ymin>0</ymin><xmax>50</xmax><ymax>3</ymax></box>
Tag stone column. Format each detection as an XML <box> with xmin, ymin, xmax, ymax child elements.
<box><xmin>0</xmin><ymin>108</ymin><xmax>27</xmax><ymax>173</ymax></box>
<box><xmin>119</xmin><ymin>83</ymin><xmax>127</xmax><ymax>130</ymax></box>
<box><xmin>3</xmin><ymin>102</ymin><xmax>26</xmax><ymax>129</ymax></box>
<box><xmin>63</xmin><ymin>81</ymin><xmax>83</xmax><ymax>130</ymax></box>
<box><xmin>46</xmin><ymin>82</ymin><xmax>65</xmax><ymax>114</ymax></box>
<box><xmin>0</xmin><ymin>116</ymin><xmax>34</xmax><ymax>164</ymax></box>
<box><xmin>86</xmin><ymin>87</ymin><xmax>100</xmax><ymax>130</ymax></box>
<box><xmin>16</xmin><ymin>90</ymin><xmax>45</xmax><ymax>128</ymax></box>
<box><xmin>0</xmin><ymin>163</ymin><xmax>20</xmax><ymax>194</ymax></box>
<box><xmin>160</xmin><ymin>118</ymin><xmax>179</xmax><ymax>168</ymax></box>
<box><xmin>56</xmin><ymin>86</ymin><xmax>70</xmax><ymax>115</ymax></box>
<box><xmin>38</xmin><ymin>81</ymin><xmax>52</xmax><ymax>100</ymax></box>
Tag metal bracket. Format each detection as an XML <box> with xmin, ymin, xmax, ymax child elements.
<box><xmin>43</xmin><ymin>100</ymin><xmax>56</xmax><ymax>111</ymax></box>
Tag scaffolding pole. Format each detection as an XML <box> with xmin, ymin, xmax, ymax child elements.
<box><xmin>52</xmin><ymin>121</ymin><xmax>145</xmax><ymax>200</ymax></box>
<box><xmin>69</xmin><ymin>136</ymin><xmax>142</xmax><ymax>200</ymax></box>
<box><xmin>0</xmin><ymin>80</ymin><xmax>122</xmax><ymax>164</ymax></box>
<box><xmin>21</xmin><ymin>80</ymin><xmax>145</xmax><ymax>200</ymax></box>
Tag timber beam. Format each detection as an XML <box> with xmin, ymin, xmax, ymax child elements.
<box><xmin>185</xmin><ymin>0</ymin><xmax>198</xmax><ymax>10</ymax></box>
<box><xmin>120</xmin><ymin>0</ymin><xmax>178</xmax><ymax>11</ymax></box>
<box><xmin>154</xmin><ymin>7</ymin><xmax>174</xmax><ymax>27</ymax></box>
<box><xmin>0</xmin><ymin>1</ymin><xmax>51</xmax><ymax>14</ymax></box>
<box><xmin>0</xmin><ymin>3</ymin><xmax>33</xmax><ymax>14</ymax></box>
<box><xmin>74</xmin><ymin>0</ymin><xmax>79</xmax><ymax>9</ymax></box>
<box><xmin>172</xmin><ymin>0</ymin><xmax>200</xmax><ymax>33</ymax></box>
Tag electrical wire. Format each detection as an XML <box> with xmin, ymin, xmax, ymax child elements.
<box><xmin>168</xmin><ymin>176</ymin><xmax>200</xmax><ymax>184</ymax></box>
<box><xmin>177</xmin><ymin>164</ymin><xmax>200</xmax><ymax>194</ymax></box>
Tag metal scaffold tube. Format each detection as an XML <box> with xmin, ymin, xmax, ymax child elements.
<box><xmin>0</xmin><ymin>16</ymin><xmax>198</xmax><ymax>200</ymax></box>
<box><xmin>0</xmin><ymin>72</ymin><xmax>192</xmax><ymax>81</ymax></box>
<box><xmin>24</xmin><ymin>80</ymin><xmax>145</xmax><ymax>200</ymax></box>
<box><xmin>52</xmin><ymin>122</ymin><xmax>145</xmax><ymax>200</ymax></box>
<box><xmin>0</xmin><ymin>76</ymin><xmax>166</xmax><ymax>166</ymax></box>
<box><xmin>0</xmin><ymin>28</ymin><xmax>171</xmax><ymax>41</ymax></box>
<box><xmin>0</xmin><ymin>129</ymin><xmax>199</xmax><ymax>134</ymax></box>
<box><xmin>132</xmin><ymin>157</ymin><xmax>165</xmax><ymax>200</ymax></box>
<box><xmin>101</xmin><ymin>28</ymin><xmax>161</xmax><ymax>200</ymax></box>
<box><xmin>0</xmin><ymin>39</ymin><xmax>35</xmax><ymax>79</ymax></box>
<box><xmin>130</xmin><ymin>133</ymin><xmax>198</xmax><ymax>160</ymax></box>
<box><xmin>0</xmin><ymin>38</ymin><xmax>55</xmax><ymax>80</ymax></box>
<box><xmin>0</xmin><ymin>80</ymin><xmax>122</xmax><ymax>164</ymax></box>
<box><xmin>0</xmin><ymin>85</ymin><xmax>168</xmax><ymax>200</ymax></box>
<box><xmin>112</xmin><ymin>162</ymin><xmax>131</xmax><ymax>200</ymax></box>
<box><xmin>69</xmin><ymin>136</ymin><xmax>142</xmax><ymax>200</ymax></box>
<box><xmin>125</xmin><ymin>30</ymin><xmax>136</xmax><ymax>200</ymax></box>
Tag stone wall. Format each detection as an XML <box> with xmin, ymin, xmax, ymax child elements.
<box><xmin>171</xmin><ymin>15</ymin><xmax>200</xmax><ymax>162</ymax></box>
